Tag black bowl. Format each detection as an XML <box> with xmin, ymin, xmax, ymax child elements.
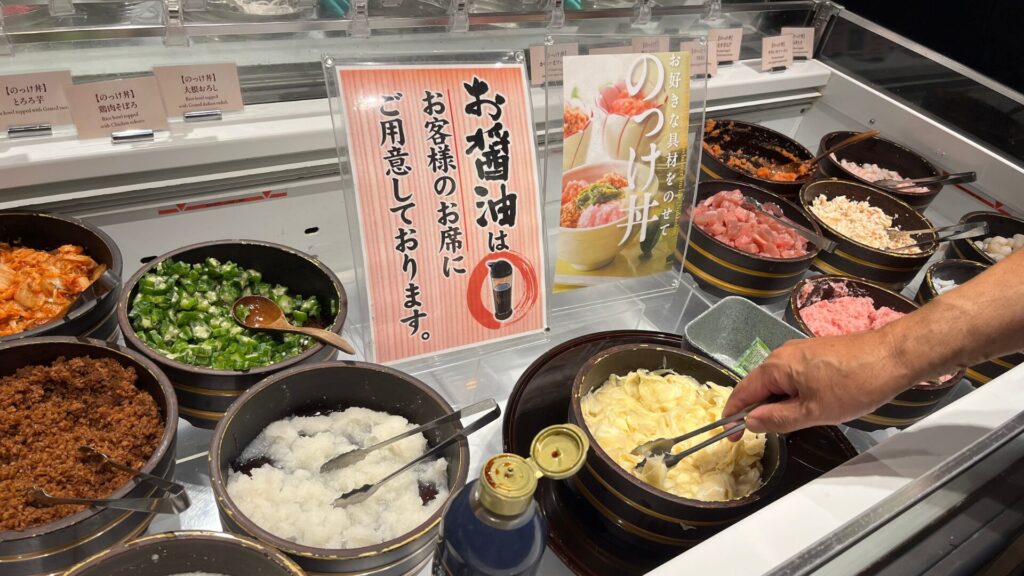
<box><xmin>917</xmin><ymin>256</ymin><xmax>1023</xmax><ymax>386</ymax></box>
<box><xmin>567</xmin><ymin>344</ymin><xmax>786</xmax><ymax>550</ymax></box>
<box><xmin>817</xmin><ymin>131</ymin><xmax>943</xmax><ymax>212</ymax></box>
<box><xmin>701</xmin><ymin>119</ymin><xmax>815</xmax><ymax>199</ymax></box>
<box><xmin>681</xmin><ymin>179</ymin><xmax>821</xmax><ymax>302</ymax></box>
<box><xmin>209</xmin><ymin>361</ymin><xmax>469</xmax><ymax>575</ymax></box>
<box><xmin>0</xmin><ymin>211</ymin><xmax>122</xmax><ymax>342</ymax></box>
<box><xmin>915</xmin><ymin>259</ymin><xmax>987</xmax><ymax>305</ymax></box>
<box><xmin>117</xmin><ymin>239</ymin><xmax>347</xmax><ymax>429</ymax></box>
<box><xmin>0</xmin><ymin>337</ymin><xmax>177</xmax><ymax>576</ymax></box>
<box><xmin>948</xmin><ymin>211</ymin><xmax>1024</xmax><ymax>265</ymax></box>
<box><xmin>801</xmin><ymin>179</ymin><xmax>936</xmax><ymax>290</ymax></box>
<box><xmin>786</xmin><ymin>276</ymin><xmax>963</xmax><ymax>431</ymax></box>
<box><xmin>64</xmin><ymin>531</ymin><xmax>305</xmax><ymax>575</ymax></box>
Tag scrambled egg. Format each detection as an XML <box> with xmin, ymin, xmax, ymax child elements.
<box><xmin>581</xmin><ymin>369</ymin><xmax>766</xmax><ymax>501</ymax></box>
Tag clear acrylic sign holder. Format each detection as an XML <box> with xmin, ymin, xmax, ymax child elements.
<box><xmin>542</xmin><ymin>34</ymin><xmax>713</xmax><ymax>341</ymax></box>
<box><xmin>323</xmin><ymin>49</ymin><xmax>556</xmax><ymax>407</ymax></box>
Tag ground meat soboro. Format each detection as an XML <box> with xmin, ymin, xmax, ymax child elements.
<box><xmin>0</xmin><ymin>356</ymin><xmax>163</xmax><ymax>532</ymax></box>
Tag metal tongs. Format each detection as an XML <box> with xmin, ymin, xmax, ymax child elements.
<box><xmin>873</xmin><ymin>170</ymin><xmax>977</xmax><ymax>191</ymax></box>
<box><xmin>631</xmin><ymin>396</ymin><xmax>782</xmax><ymax>471</ymax></box>
<box><xmin>890</xmin><ymin>221</ymin><xmax>989</xmax><ymax>252</ymax></box>
<box><xmin>330</xmin><ymin>398</ymin><xmax>500</xmax><ymax>506</ymax></box>
<box><xmin>28</xmin><ymin>446</ymin><xmax>190</xmax><ymax>514</ymax></box>
<box><xmin>740</xmin><ymin>196</ymin><xmax>838</xmax><ymax>253</ymax></box>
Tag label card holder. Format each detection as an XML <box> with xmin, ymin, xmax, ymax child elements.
<box><xmin>153</xmin><ymin>63</ymin><xmax>244</xmax><ymax>121</ymax></box>
<box><xmin>66</xmin><ymin>77</ymin><xmax>168</xmax><ymax>141</ymax></box>
<box><xmin>781</xmin><ymin>27</ymin><xmax>815</xmax><ymax>60</ymax></box>
<box><xmin>709</xmin><ymin>28</ymin><xmax>743</xmax><ymax>65</ymax></box>
<box><xmin>0</xmin><ymin>70</ymin><xmax>73</xmax><ymax>137</ymax></box>
<box><xmin>761</xmin><ymin>35</ymin><xmax>794</xmax><ymax>73</ymax></box>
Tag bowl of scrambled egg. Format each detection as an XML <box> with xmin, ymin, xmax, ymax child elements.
<box><xmin>568</xmin><ymin>343</ymin><xmax>786</xmax><ymax>550</ymax></box>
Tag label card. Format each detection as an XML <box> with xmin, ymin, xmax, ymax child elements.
<box><xmin>709</xmin><ymin>28</ymin><xmax>743</xmax><ymax>63</ymax></box>
<box><xmin>67</xmin><ymin>77</ymin><xmax>168</xmax><ymax>140</ymax></box>
<box><xmin>334</xmin><ymin>63</ymin><xmax>547</xmax><ymax>363</ymax></box>
<box><xmin>781</xmin><ymin>27</ymin><xmax>815</xmax><ymax>59</ymax></box>
<box><xmin>761</xmin><ymin>35</ymin><xmax>794</xmax><ymax>72</ymax></box>
<box><xmin>682</xmin><ymin>40</ymin><xmax>717</xmax><ymax>78</ymax></box>
<box><xmin>528</xmin><ymin>43</ymin><xmax>579</xmax><ymax>86</ymax></box>
<box><xmin>632</xmin><ymin>36</ymin><xmax>671</xmax><ymax>54</ymax></box>
<box><xmin>588</xmin><ymin>45</ymin><xmax>630</xmax><ymax>56</ymax></box>
<box><xmin>0</xmin><ymin>71</ymin><xmax>73</xmax><ymax>132</ymax></box>
<box><xmin>153</xmin><ymin>63</ymin><xmax>244</xmax><ymax>116</ymax></box>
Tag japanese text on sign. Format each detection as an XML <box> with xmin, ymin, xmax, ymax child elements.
<box><xmin>66</xmin><ymin>76</ymin><xmax>168</xmax><ymax>139</ymax></box>
<box><xmin>336</xmin><ymin>63</ymin><xmax>546</xmax><ymax>364</ymax></box>
<box><xmin>0</xmin><ymin>70</ymin><xmax>74</xmax><ymax>132</ymax></box>
<box><xmin>153</xmin><ymin>64</ymin><xmax>245</xmax><ymax>116</ymax></box>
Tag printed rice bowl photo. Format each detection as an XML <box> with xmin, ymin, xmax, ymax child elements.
<box><xmin>563</xmin><ymin>94</ymin><xmax>594</xmax><ymax>170</ymax></box>
<box><xmin>558</xmin><ymin>161</ymin><xmax>660</xmax><ymax>271</ymax></box>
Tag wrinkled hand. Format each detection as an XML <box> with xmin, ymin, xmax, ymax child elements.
<box><xmin>724</xmin><ymin>329</ymin><xmax>914</xmax><ymax>437</ymax></box>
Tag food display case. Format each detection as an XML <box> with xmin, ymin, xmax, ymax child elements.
<box><xmin>2</xmin><ymin>0</ymin><xmax>1023</xmax><ymax>574</ymax></box>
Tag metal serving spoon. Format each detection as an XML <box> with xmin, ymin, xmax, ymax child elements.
<box><xmin>28</xmin><ymin>446</ymin><xmax>190</xmax><ymax>514</ymax></box>
<box><xmin>874</xmin><ymin>170</ymin><xmax>976</xmax><ymax>191</ymax></box>
<box><xmin>333</xmin><ymin>399</ymin><xmax>501</xmax><ymax>506</ymax></box>
<box><xmin>231</xmin><ymin>295</ymin><xmax>355</xmax><ymax>355</ymax></box>
<box><xmin>776</xmin><ymin>129</ymin><xmax>880</xmax><ymax>175</ymax></box>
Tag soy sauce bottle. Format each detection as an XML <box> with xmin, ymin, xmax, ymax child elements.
<box><xmin>433</xmin><ymin>424</ymin><xmax>588</xmax><ymax>576</ymax></box>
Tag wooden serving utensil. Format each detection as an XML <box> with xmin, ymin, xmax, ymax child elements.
<box><xmin>776</xmin><ymin>129</ymin><xmax>881</xmax><ymax>175</ymax></box>
<box><xmin>231</xmin><ymin>295</ymin><xmax>355</xmax><ymax>355</ymax></box>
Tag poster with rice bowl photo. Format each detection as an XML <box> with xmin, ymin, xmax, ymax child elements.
<box><xmin>556</xmin><ymin>50</ymin><xmax>691</xmax><ymax>292</ymax></box>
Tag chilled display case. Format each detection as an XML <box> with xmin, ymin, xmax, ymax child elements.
<box><xmin>1</xmin><ymin>1</ymin><xmax>1023</xmax><ymax>574</ymax></box>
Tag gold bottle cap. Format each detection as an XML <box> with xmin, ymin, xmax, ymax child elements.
<box><xmin>478</xmin><ymin>424</ymin><xmax>589</xmax><ymax>517</ymax></box>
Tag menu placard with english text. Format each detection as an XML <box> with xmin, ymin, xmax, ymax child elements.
<box><xmin>0</xmin><ymin>71</ymin><xmax>73</xmax><ymax>132</ymax></box>
<box><xmin>334</xmin><ymin>63</ymin><xmax>547</xmax><ymax>363</ymax></box>
<box><xmin>682</xmin><ymin>40</ymin><xmax>717</xmax><ymax>78</ymax></box>
<box><xmin>781</xmin><ymin>27</ymin><xmax>815</xmax><ymax>59</ymax></box>
<box><xmin>66</xmin><ymin>77</ymin><xmax>168</xmax><ymax>140</ymax></box>
<box><xmin>709</xmin><ymin>28</ymin><xmax>743</xmax><ymax>63</ymax></box>
<box><xmin>761</xmin><ymin>35</ymin><xmax>794</xmax><ymax>72</ymax></box>
<box><xmin>153</xmin><ymin>63</ymin><xmax>245</xmax><ymax>116</ymax></box>
<box><xmin>529</xmin><ymin>43</ymin><xmax>579</xmax><ymax>87</ymax></box>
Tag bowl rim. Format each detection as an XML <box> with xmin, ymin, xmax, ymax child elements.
<box><xmin>800</xmin><ymin>178</ymin><xmax>938</xmax><ymax>258</ymax></box>
<box><xmin>569</xmin><ymin>342</ymin><xmax>786</xmax><ymax>510</ymax></box>
<box><xmin>63</xmin><ymin>530</ymin><xmax>306</xmax><ymax>576</ymax></box>
<box><xmin>116</xmin><ymin>239</ymin><xmax>348</xmax><ymax>377</ymax></box>
<box><xmin>208</xmin><ymin>359</ymin><xmax>470</xmax><ymax>561</ymax></box>
<box><xmin>957</xmin><ymin>211</ymin><xmax>1024</xmax><ymax>265</ymax></box>
<box><xmin>564</xmin><ymin>98</ymin><xmax>594</xmax><ymax>139</ymax></box>
<box><xmin>692</xmin><ymin>179</ymin><xmax>823</xmax><ymax>263</ymax></box>
<box><xmin>0</xmin><ymin>211</ymin><xmax>124</xmax><ymax>343</ymax></box>
<box><xmin>0</xmin><ymin>336</ymin><xmax>177</xmax><ymax>541</ymax></box>
<box><xmin>788</xmin><ymin>274</ymin><xmax>960</xmax><ymax>391</ymax></box>
<box><xmin>924</xmin><ymin>258</ymin><xmax>988</xmax><ymax>296</ymax></box>
<box><xmin>701</xmin><ymin>118</ymin><xmax>816</xmax><ymax>185</ymax></box>
<box><xmin>818</xmin><ymin>130</ymin><xmax>941</xmax><ymax>196</ymax></box>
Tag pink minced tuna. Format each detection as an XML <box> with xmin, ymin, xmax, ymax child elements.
<box><xmin>578</xmin><ymin>201</ymin><xmax>626</xmax><ymax>228</ymax></box>
<box><xmin>693</xmin><ymin>189</ymin><xmax>809</xmax><ymax>258</ymax></box>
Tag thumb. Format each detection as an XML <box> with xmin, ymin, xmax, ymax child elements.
<box><xmin>745</xmin><ymin>398</ymin><xmax>807</xmax><ymax>434</ymax></box>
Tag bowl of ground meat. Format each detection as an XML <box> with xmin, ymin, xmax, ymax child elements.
<box><xmin>0</xmin><ymin>337</ymin><xmax>177</xmax><ymax>576</ymax></box>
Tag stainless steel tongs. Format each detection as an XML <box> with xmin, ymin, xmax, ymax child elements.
<box><xmin>632</xmin><ymin>396</ymin><xmax>783</xmax><ymax>471</ymax></box>
<box><xmin>739</xmin><ymin>196</ymin><xmax>838</xmax><ymax>253</ymax></box>
<box><xmin>331</xmin><ymin>398</ymin><xmax>500</xmax><ymax>506</ymax></box>
<box><xmin>28</xmin><ymin>446</ymin><xmax>191</xmax><ymax>514</ymax></box>
<box><xmin>891</xmin><ymin>221</ymin><xmax>989</xmax><ymax>252</ymax></box>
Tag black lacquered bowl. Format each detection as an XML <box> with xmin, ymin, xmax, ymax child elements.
<box><xmin>817</xmin><ymin>131</ymin><xmax>943</xmax><ymax>212</ymax></box>
<box><xmin>209</xmin><ymin>361</ymin><xmax>469</xmax><ymax>576</ymax></box>
<box><xmin>801</xmin><ymin>179</ymin><xmax>936</xmax><ymax>290</ymax></box>
<box><xmin>948</xmin><ymin>211</ymin><xmax>1024</xmax><ymax>265</ymax></box>
<box><xmin>117</xmin><ymin>239</ymin><xmax>347</xmax><ymax>429</ymax></box>
<box><xmin>567</xmin><ymin>344</ymin><xmax>786</xmax><ymax>551</ymax></box>
<box><xmin>64</xmin><ymin>531</ymin><xmax>305</xmax><ymax>575</ymax></box>
<box><xmin>701</xmin><ymin>119</ymin><xmax>815</xmax><ymax>199</ymax></box>
<box><xmin>0</xmin><ymin>211</ymin><xmax>123</xmax><ymax>343</ymax></box>
<box><xmin>681</xmin><ymin>179</ymin><xmax>821</xmax><ymax>303</ymax></box>
<box><xmin>0</xmin><ymin>337</ymin><xmax>177</xmax><ymax>576</ymax></box>
<box><xmin>786</xmin><ymin>276</ymin><xmax>963</xmax><ymax>431</ymax></box>
<box><xmin>915</xmin><ymin>258</ymin><xmax>1019</xmax><ymax>386</ymax></box>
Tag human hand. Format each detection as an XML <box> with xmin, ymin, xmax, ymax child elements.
<box><xmin>723</xmin><ymin>328</ymin><xmax>915</xmax><ymax>437</ymax></box>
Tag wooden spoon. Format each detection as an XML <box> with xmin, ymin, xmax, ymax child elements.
<box><xmin>231</xmin><ymin>295</ymin><xmax>355</xmax><ymax>355</ymax></box>
<box><xmin>776</xmin><ymin>129</ymin><xmax>881</xmax><ymax>175</ymax></box>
